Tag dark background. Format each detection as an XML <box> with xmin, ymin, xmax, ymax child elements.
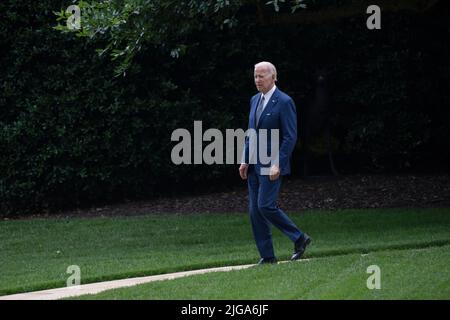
<box><xmin>1</xmin><ymin>0</ymin><xmax>449</xmax><ymax>215</ymax></box>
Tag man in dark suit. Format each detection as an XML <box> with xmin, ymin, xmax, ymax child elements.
<box><xmin>239</xmin><ymin>61</ymin><xmax>311</xmax><ymax>265</ymax></box>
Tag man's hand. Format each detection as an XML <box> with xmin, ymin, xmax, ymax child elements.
<box><xmin>269</xmin><ymin>165</ymin><xmax>280</xmax><ymax>181</ymax></box>
<box><xmin>239</xmin><ymin>164</ymin><xmax>249</xmax><ymax>180</ymax></box>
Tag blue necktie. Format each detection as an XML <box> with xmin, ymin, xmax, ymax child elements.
<box><xmin>256</xmin><ymin>95</ymin><xmax>265</xmax><ymax>126</ymax></box>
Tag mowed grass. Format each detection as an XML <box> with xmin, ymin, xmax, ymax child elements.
<box><xmin>74</xmin><ymin>245</ymin><xmax>450</xmax><ymax>300</ymax></box>
<box><xmin>1</xmin><ymin>208</ymin><xmax>450</xmax><ymax>296</ymax></box>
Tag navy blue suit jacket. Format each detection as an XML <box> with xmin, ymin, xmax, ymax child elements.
<box><xmin>243</xmin><ymin>87</ymin><xmax>297</xmax><ymax>175</ymax></box>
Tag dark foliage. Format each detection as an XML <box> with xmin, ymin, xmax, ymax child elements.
<box><xmin>1</xmin><ymin>1</ymin><xmax>449</xmax><ymax>214</ymax></box>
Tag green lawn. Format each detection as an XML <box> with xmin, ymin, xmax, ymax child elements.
<box><xmin>73</xmin><ymin>245</ymin><xmax>450</xmax><ymax>300</ymax></box>
<box><xmin>1</xmin><ymin>208</ymin><xmax>450</xmax><ymax>297</ymax></box>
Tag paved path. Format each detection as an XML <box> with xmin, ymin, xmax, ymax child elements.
<box><xmin>0</xmin><ymin>260</ymin><xmax>308</xmax><ymax>300</ymax></box>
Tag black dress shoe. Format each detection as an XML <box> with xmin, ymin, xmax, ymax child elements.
<box><xmin>257</xmin><ymin>257</ymin><xmax>278</xmax><ymax>265</ymax></box>
<box><xmin>291</xmin><ymin>234</ymin><xmax>311</xmax><ymax>261</ymax></box>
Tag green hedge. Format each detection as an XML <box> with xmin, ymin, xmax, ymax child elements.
<box><xmin>1</xmin><ymin>1</ymin><xmax>449</xmax><ymax>214</ymax></box>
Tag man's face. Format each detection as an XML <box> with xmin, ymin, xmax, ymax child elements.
<box><xmin>254</xmin><ymin>66</ymin><xmax>275</xmax><ymax>94</ymax></box>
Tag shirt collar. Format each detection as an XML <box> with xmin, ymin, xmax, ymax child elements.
<box><xmin>261</xmin><ymin>84</ymin><xmax>277</xmax><ymax>102</ymax></box>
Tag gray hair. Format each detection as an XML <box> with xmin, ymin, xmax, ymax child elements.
<box><xmin>254</xmin><ymin>61</ymin><xmax>277</xmax><ymax>81</ymax></box>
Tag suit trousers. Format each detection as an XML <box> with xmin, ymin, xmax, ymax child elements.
<box><xmin>247</xmin><ymin>166</ymin><xmax>303</xmax><ymax>259</ymax></box>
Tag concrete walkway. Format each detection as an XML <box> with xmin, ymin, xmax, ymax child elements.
<box><xmin>0</xmin><ymin>261</ymin><xmax>304</xmax><ymax>300</ymax></box>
